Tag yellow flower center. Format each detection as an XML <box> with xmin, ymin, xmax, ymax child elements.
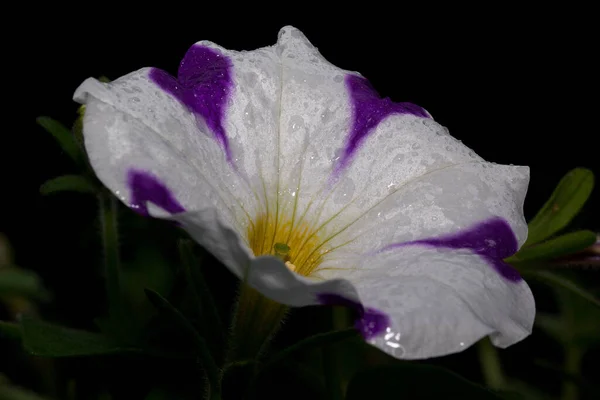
<box><xmin>247</xmin><ymin>211</ymin><xmax>326</xmax><ymax>276</ymax></box>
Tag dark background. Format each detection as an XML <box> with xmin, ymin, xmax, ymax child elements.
<box><xmin>2</xmin><ymin>6</ymin><xmax>598</xmax><ymax>398</ymax></box>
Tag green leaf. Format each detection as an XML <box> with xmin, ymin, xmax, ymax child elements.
<box><xmin>0</xmin><ymin>268</ymin><xmax>49</xmax><ymax>300</ymax></box>
<box><xmin>524</xmin><ymin>270</ymin><xmax>600</xmax><ymax>308</ymax></box>
<box><xmin>21</xmin><ymin>316</ymin><xmax>128</xmax><ymax>357</ymax></box>
<box><xmin>525</xmin><ymin>168</ymin><xmax>594</xmax><ymax>246</ymax></box>
<box><xmin>40</xmin><ymin>175</ymin><xmax>97</xmax><ymax>195</ymax></box>
<box><xmin>179</xmin><ymin>240</ymin><xmax>223</xmax><ymax>359</ymax></box>
<box><xmin>263</xmin><ymin>328</ymin><xmax>358</xmax><ymax>372</ymax></box>
<box><xmin>36</xmin><ymin>116</ymin><xmax>83</xmax><ymax>166</ymax></box>
<box><xmin>508</xmin><ymin>230</ymin><xmax>597</xmax><ymax>263</ymax></box>
<box><xmin>345</xmin><ymin>364</ymin><xmax>504</xmax><ymax>400</ymax></box>
<box><xmin>535</xmin><ymin>312</ymin><xmax>565</xmax><ymax>343</ymax></box>
<box><xmin>0</xmin><ymin>320</ymin><xmax>21</xmax><ymax>340</ymax></box>
<box><xmin>144</xmin><ymin>288</ymin><xmax>220</xmax><ymax>398</ymax></box>
<box><xmin>0</xmin><ymin>385</ymin><xmax>51</xmax><ymax>400</ymax></box>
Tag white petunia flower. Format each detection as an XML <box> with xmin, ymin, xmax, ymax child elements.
<box><xmin>73</xmin><ymin>26</ymin><xmax>535</xmax><ymax>360</ymax></box>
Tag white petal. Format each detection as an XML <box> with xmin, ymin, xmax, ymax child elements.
<box><xmin>202</xmin><ymin>241</ymin><xmax>534</xmax><ymax>359</ymax></box>
<box><xmin>73</xmin><ymin>44</ymin><xmax>282</xmax><ymax>271</ymax></box>
<box><xmin>352</xmin><ymin>244</ymin><xmax>535</xmax><ymax>359</ymax></box>
<box><xmin>74</xmin><ymin>26</ymin><xmax>536</xmax><ymax>360</ymax></box>
<box><xmin>269</xmin><ymin>28</ymin><xmax>529</xmax><ymax>253</ymax></box>
<box><xmin>313</xmin><ymin>161</ymin><xmax>530</xmax><ymax>278</ymax></box>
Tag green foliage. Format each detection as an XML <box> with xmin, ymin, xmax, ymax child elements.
<box><xmin>0</xmin><ymin>267</ymin><xmax>49</xmax><ymax>301</ymax></box>
<box><xmin>345</xmin><ymin>364</ymin><xmax>505</xmax><ymax>399</ymax></box>
<box><xmin>36</xmin><ymin>116</ymin><xmax>84</xmax><ymax>167</ymax></box>
<box><xmin>19</xmin><ymin>316</ymin><xmax>127</xmax><ymax>357</ymax></box>
<box><xmin>39</xmin><ymin>175</ymin><xmax>98</xmax><ymax>195</ymax></box>
<box><xmin>508</xmin><ymin>230</ymin><xmax>596</xmax><ymax>264</ymax></box>
<box><xmin>525</xmin><ymin>168</ymin><xmax>594</xmax><ymax>246</ymax></box>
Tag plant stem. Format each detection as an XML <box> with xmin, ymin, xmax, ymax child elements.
<box><xmin>144</xmin><ymin>289</ymin><xmax>221</xmax><ymax>400</ymax></box>
<box><xmin>323</xmin><ymin>345</ymin><xmax>343</xmax><ymax>400</ymax></box>
<box><xmin>179</xmin><ymin>240</ymin><xmax>224</xmax><ymax>363</ymax></box>
<box><xmin>225</xmin><ymin>283</ymin><xmax>288</xmax><ymax>363</ymax></box>
<box><xmin>477</xmin><ymin>337</ymin><xmax>506</xmax><ymax>390</ymax></box>
<box><xmin>98</xmin><ymin>193</ymin><xmax>121</xmax><ymax>319</ymax></box>
<box><xmin>561</xmin><ymin>346</ymin><xmax>583</xmax><ymax>400</ymax></box>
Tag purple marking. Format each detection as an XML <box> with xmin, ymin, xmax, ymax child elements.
<box><xmin>149</xmin><ymin>45</ymin><xmax>233</xmax><ymax>160</ymax></box>
<box><xmin>127</xmin><ymin>169</ymin><xmax>185</xmax><ymax>216</ymax></box>
<box><xmin>334</xmin><ymin>75</ymin><xmax>430</xmax><ymax>176</ymax></box>
<box><xmin>382</xmin><ymin>217</ymin><xmax>522</xmax><ymax>282</ymax></box>
<box><xmin>317</xmin><ymin>293</ymin><xmax>390</xmax><ymax>339</ymax></box>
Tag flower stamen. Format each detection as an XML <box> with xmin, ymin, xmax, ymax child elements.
<box><xmin>248</xmin><ymin>212</ymin><xmax>327</xmax><ymax>277</ymax></box>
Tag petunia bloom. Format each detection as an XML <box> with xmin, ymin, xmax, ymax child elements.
<box><xmin>73</xmin><ymin>26</ymin><xmax>535</xmax><ymax>359</ymax></box>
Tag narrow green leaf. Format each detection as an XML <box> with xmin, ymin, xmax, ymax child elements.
<box><xmin>534</xmin><ymin>312</ymin><xmax>565</xmax><ymax>344</ymax></box>
<box><xmin>477</xmin><ymin>337</ymin><xmax>506</xmax><ymax>390</ymax></box>
<box><xmin>0</xmin><ymin>268</ymin><xmax>49</xmax><ymax>300</ymax></box>
<box><xmin>508</xmin><ymin>230</ymin><xmax>597</xmax><ymax>263</ymax></box>
<box><xmin>21</xmin><ymin>316</ymin><xmax>125</xmax><ymax>357</ymax></box>
<box><xmin>97</xmin><ymin>193</ymin><xmax>135</xmax><ymax>342</ymax></box>
<box><xmin>19</xmin><ymin>316</ymin><xmax>183</xmax><ymax>359</ymax></box>
<box><xmin>72</xmin><ymin>106</ymin><xmax>86</xmax><ymax>145</ymax></box>
<box><xmin>525</xmin><ymin>168</ymin><xmax>594</xmax><ymax>246</ymax></box>
<box><xmin>0</xmin><ymin>320</ymin><xmax>21</xmax><ymax>340</ymax></box>
<box><xmin>179</xmin><ymin>240</ymin><xmax>224</xmax><ymax>359</ymax></box>
<box><xmin>262</xmin><ymin>328</ymin><xmax>358</xmax><ymax>372</ymax></box>
<box><xmin>144</xmin><ymin>288</ymin><xmax>220</xmax><ymax>398</ymax></box>
<box><xmin>346</xmin><ymin>364</ymin><xmax>503</xmax><ymax>399</ymax></box>
<box><xmin>322</xmin><ymin>346</ymin><xmax>342</xmax><ymax>400</ymax></box>
<box><xmin>524</xmin><ymin>270</ymin><xmax>600</xmax><ymax>308</ymax></box>
<box><xmin>40</xmin><ymin>175</ymin><xmax>97</xmax><ymax>195</ymax></box>
<box><xmin>0</xmin><ymin>385</ymin><xmax>51</xmax><ymax>400</ymax></box>
<box><xmin>36</xmin><ymin>116</ymin><xmax>83</xmax><ymax>166</ymax></box>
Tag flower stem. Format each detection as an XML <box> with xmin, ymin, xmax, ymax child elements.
<box><xmin>179</xmin><ymin>240</ymin><xmax>224</xmax><ymax>363</ymax></box>
<box><xmin>561</xmin><ymin>346</ymin><xmax>583</xmax><ymax>400</ymax></box>
<box><xmin>144</xmin><ymin>289</ymin><xmax>221</xmax><ymax>400</ymax></box>
<box><xmin>477</xmin><ymin>337</ymin><xmax>506</xmax><ymax>390</ymax></box>
<box><xmin>98</xmin><ymin>193</ymin><xmax>121</xmax><ymax>319</ymax></box>
<box><xmin>323</xmin><ymin>345</ymin><xmax>343</xmax><ymax>400</ymax></box>
<box><xmin>226</xmin><ymin>283</ymin><xmax>288</xmax><ymax>363</ymax></box>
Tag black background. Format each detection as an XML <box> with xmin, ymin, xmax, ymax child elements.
<box><xmin>2</xmin><ymin>5</ymin><xmax>599</xmax><ymax>398</ymax></box>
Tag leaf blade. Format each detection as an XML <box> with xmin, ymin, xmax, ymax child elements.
<box><xmin>21</xmin><ymin>316</ymin><xmax>125</xmax><ymax>357</ymax></box>
<box><xmin>40</xmin><ymin>175</ymin><xmax>97</xmax><ymax>195</ymax></box>
<box><xmin>524</xmin><ymin>270</ymin><xmax>600</xmax><ymax>308</ymax></box>
<box><xmin>345</xmin><ymin>364</ymin><xmax>504</xmax><ymax>399</ymax></box>
<box><xmin>508</xmin><ymin>230</ymin><xmax>597</xmax><ymax>263</ymax></box>
<box><xmin>36</xmin><ymin>116</ymin><xmax>83</xmax><ymax>166</ymax></box>
<box><xmin>525</xmin><ymin>168</ymin><xmax>594</xmax><ymax>246</ymax></box>
<box><xmin>0</xmin><ymin>268</ymin><xmax>49</xmax><ymax>300</ymax></box>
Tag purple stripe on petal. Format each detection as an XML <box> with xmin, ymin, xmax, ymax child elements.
<box><xmin>317</xmin><ymin>293</ymin><xmax>390</xmax><ymax>339</ymax></box>
<box><xmin>149</xmin><ymin>45</ymin><xmax>233</xmax><ymax>160</ymax></box>
<box><xmin>382</xmin><ymin>217</ymin><xmax>522</xmax><ymax>282</ymax></box>
<box><xmin>127</xmin><ymin>169</ymin><xmax>185</xmax><ymax>216</ymax></box>
<box><xmin>334</xmin><ymin>75</ymin><xmax>430</xmax><ymax>176</ymax></box>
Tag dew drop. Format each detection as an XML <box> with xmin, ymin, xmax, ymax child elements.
<box><xmin>333</xmin><ymin>178</ymin><xmax>356</xmax><ymax>204</ymax></box>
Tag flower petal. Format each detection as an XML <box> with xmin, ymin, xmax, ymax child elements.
<box><xmin>345</xmin><ymin>242</ymin><xmax>535</xmax><ymax>359</ymax></box>
<box><xmin>270</xmin><ymin>28</ymin><xmax>529</xmax><ymax>258</ymax></box>
<box><xmin>73</xmin><ymin>41</ymin><xmax>283</xmax><ymax>268</ymax></box>
<box><xmin>73</xmin><ymin>26</ymin><xmax>535</xmax><ymax>360</ymax></box>
<box><xmin>205</xmin><ymin>226</ymin><xmax>534</xmax><ymax>359</ymax></box>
